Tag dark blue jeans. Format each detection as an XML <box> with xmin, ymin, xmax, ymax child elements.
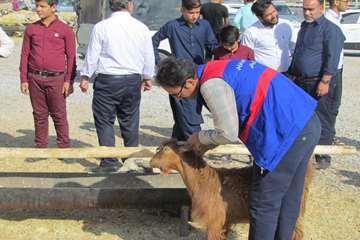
<box><xmin>295</xmin><ymin>70</ymin><xmax>342</xmax><ymax>145</ymax></box>
<box><xmin>249</xmin><ymin>113</ymin><xmax>321</xmax><ymax>240</ymax></box>
<box><xmin>92</xmin><ymin>73</ymin><xmax>142</xmax><ymax>166</ymax></box>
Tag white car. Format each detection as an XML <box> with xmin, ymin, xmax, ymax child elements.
<box><xmin>341</xmin><ymin>9</ymin><xmax>360</xmax><ymax>55</ymax></box>
<box><xmin>222</xmin><ymin>0</ymin><xmax>244</xmax><ymax>15</ymax></box>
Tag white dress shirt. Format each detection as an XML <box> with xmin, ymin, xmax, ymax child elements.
<box><xmin>324</xmin><ymin>9</ymin><xmax>344</xmax><ymax>69</ymax></box>
<box><xmin>81</xmin><ymin>11</ymin><xmax>155</xmax><ymax>79</ymax></box>
<box><xmin>0</xmin><ymin>27</ymin><xmax>14</xmax><ymax>58</ymax></box>
<box><xmin>241</xmin><ymin>18</ymin><xmax>296</xmax><ymax>72</ymax></box>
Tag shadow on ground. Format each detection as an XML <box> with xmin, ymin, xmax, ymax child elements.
<box><xmin>80</xmin><ymin>122</ymin><xmax>173</xmax><ymax>147</ymax></box>
<box><xmin>0</xmin><ymin>129</ymin><xmax>97</xmax><ymax>168</ymax></box>
<box><xmin>335</xmin><ymin>136</ymin><xmax>360</xmax><ymax>150</ymax></box>
<box><xmin>337</xmin><ymin>169</ymin><xmax>360</xmax><ymax>187</ymax></box>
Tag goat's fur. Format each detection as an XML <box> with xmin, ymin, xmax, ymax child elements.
<box><xmin>150</xmin><ymin>140</ymin><xmax>314</xmax><ymax>240</ymax></box>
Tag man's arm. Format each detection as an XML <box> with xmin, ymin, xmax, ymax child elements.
<box><xmin>222</xmin><ymin>5</ymin><xmax>229</xmax><ymax>25</ymax></box>
<box><xmin>20</xmin><ymin>27</ymin><xmax>31</xmax><ymax>83</ymax></box>
<box><xmin>64</xmin><ymin>27</ymin><xmax>76</xmax><ymax>84</ymax></box>
<box><xmin>204</xmin><ymin>21</ymin><xmax>219</xmax><ymax>54</ymax></box>
<box><xmin>198</xmin><ymin>78</ymin><xmax>241</xmax><ymax>146</ymax></box>
<box><xmin>151</xmin><ymin>23</ymin><xmax>169</xmax><ymax>65</ymax></box>
<box><xmin>79</xmin><ymin>24</ymin><xmax>102</xmax><ymax>93</ymax></box>
<box><xmin>318</xmin><ymin>25</ymin><xmax>345</xmax><ymax>96</ymax></box>
<box><xmin>142</xmin><ymin>29</ymin><xmax>155</xmax><ymax>91</ymax></box>
<box><xmin>289</xmin><ymin>21</ymin><xmax>297</xmax><ymax>55</ymax></box>
<box><xmin>0</xmin><ymin>27</ymin><xmax>14</xmax><ymax>58</ymax></box>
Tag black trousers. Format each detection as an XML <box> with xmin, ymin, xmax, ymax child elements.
<box><xmin>294</xmin><ymin>70</ymin><xmax>342</xmax><ymax>145</ymax></box>
<box><xmin>92</xmin><ymin>73</ymin><xmax>142</xmax><ymax>165</ymax></box>
<box><xmin>169</xmin><ymin>92</ymin><xmax>204</xmax><ymax>141</ymax></box>
<box><xmin>249</xmin><ymin>113</ymin><xmax>321</xmax><ymax>240</ymax></box>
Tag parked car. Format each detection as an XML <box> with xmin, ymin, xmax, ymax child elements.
<box><xmin>222</xmin><ymin>0</ymin><xmax>243</xmax><ymax>15</ymax></box>
<box><xmin>341</xmin><ymin>9</ymin><xmax>360</xmax><ymax>55</ymax></box>
<box><xmin>76</xmin><ymin>0</ymin><xmax>176</xmax><ymax>59</ymax></box>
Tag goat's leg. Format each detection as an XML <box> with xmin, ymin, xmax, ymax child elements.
<box><xmin>205</xmin><ymin>225</ymin><xmax>227</xmax><ymax>240</ymax></box>
<box><xmin>292</xmin><ymin>159</ymin><xmax>314</xmax><ymax>240</ymax></box>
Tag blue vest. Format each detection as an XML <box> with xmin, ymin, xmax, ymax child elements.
<box><xmin>198</xmin><ymin>60</ymin><xmax>317</xmax><ymax>171</ymax></box>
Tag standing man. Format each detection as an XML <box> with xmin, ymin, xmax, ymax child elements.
<box><xmin>155</xmin><ymin>57</ymin><xmax>321</xmax><ymax>240</ymax></box>
<box><xmin>0</xmin><ymin>26</ymin><xmax>14</xmax><ymax>58</ymax></box>
<box><xmin>289</xmin><ymin>0</ymin><xmax>345</xmax><ymax>169</ymax></box>
<box><xmin>233</xmin><ymin>0</ymin><xmax>258</xmax><ymax>33</ymax></box>
<box><xmin>80</xmin><ymin>0</ymin><xmax>154</xmax><ymax>173</ymax></box>
<box><xmin>200</xmin><ymin>0</ymin><xmax>229</xmax><ymax>39</ymax></box>
<box><xmin>20</xmin><ymin>0</ymin><xmax>76</xmax><ymax>149</ymax></box>
<box><xmin>241</xmin><ymin>0</ymin><xmax>296</xmax><ymax>73</ymax></box>
<box><xmin>152</xmin><ymin>0</ymin><xmax>218</xmax><ymax>141</ymax></box>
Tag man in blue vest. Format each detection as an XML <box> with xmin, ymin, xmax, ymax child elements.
<box><xmin>155</xmin><ymin>57</ymin><xmax>321</xmax><ymax>240</ymax></box>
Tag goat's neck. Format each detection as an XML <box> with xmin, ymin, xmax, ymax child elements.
<box><xmin>176</xmin><ymin>154</ymin><xmax>217</xmax><ymax>197</ymax></box>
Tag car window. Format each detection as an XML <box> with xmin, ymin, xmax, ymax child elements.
<box><xmin>274</xmin><ymin>5</ymin><xmax>292</xmax><ymax>15</ymax></box>
<box><xmin>132</xmin><ymin>0</ymin><xmax>181</xmax><ymax>31</ymax></box>
<box><xmin>341</xmin><ymin>13</ymin><xmax>360</xmax><ymax>24</ymax></box>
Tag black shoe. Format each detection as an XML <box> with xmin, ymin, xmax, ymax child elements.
<box><xmin>314</xmin><ymin>154</ymin><xmax>331</xmax><ymax>170</ymax></box>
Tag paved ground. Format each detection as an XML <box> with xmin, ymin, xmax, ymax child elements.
<box><xmin>0</xmin><ymin>42</ymin><xmax>358</xmax><ymax>239</ymax></box>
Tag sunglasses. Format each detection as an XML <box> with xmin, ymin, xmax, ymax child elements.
<box><xmin>170</xmin><ymin>82</ymin><xmax>186</xmax><ymax>98</ymax></box>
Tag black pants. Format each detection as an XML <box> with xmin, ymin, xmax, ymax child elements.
<box><xmin>92</xmin><ymin>73</ymin><xmax>142</xmax><ymax>165</ymax></box>
<box><xmin>249</xmin><ymin>113</ymin><xmax>321</xmax><ymax>240</ymax></box>
<box><xmin>169</xmin><ymin>92</ymin><xmax>204</xmax><ymax>141</ymax></box>
<box><xmin>295</xmin><ymin>70</ymin><xmax>342</xmax><ymax>145</ymax></box>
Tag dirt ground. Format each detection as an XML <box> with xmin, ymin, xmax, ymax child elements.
<box><xmin>0</xmin><ymin>42</ymin><xmax>359</xmax><ymax>239</ymax></box>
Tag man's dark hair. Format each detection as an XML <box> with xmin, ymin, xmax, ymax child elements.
<box><xmin>182</xmin><ymin>0</ymin><xmax>201</xmax><ymax>10</ymax></box>
<box><xmin>156</xmin><ymin>57</ymin><xmax>197</xmax><ymax>88</ymax></box>
<box><xmin>219</xmin><ymin>25</ymin><xmax>240</xmax><ymax>45</ymax></box>
<box><xmin>328</xmin><ymin>0</ymin><xmax>336</xmax><ymax>7</ymax></box>
<box><xmin>251</xmin><ymin>0</ymin><xmax>273</xmax><ymax>17</ymax></box>
<box><xmin>35</xmin><ymin>0</ymin><xmax>58</xmax><ymax>5</ymax></box>
<box><xmin>109</xmin><ymin>0</ymin><xmax>131</xmax><ymax>11</ymax></box>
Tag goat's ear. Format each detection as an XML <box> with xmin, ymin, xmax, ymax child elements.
<box><xmin>177</xmin><ymin>142</ymin><xmax>192</xmax><ymax>154</ymax></box>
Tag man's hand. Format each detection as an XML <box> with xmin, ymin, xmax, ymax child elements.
<box><xmin>142</xmin><ymin>79</ymin><xmax>152</xmax><ymax>92</ymax></box>
<box><xmin>317</xmin><ymin>81</ymin><xmax>329</xmax><ymax>97</ymax></box>
<box><xmin>80</xmin><ymin>76</ymin><xmax>90</xmax><ymax>93</ymax></box>
<box><xmin>63</xmin><ymin>82</ymin><xmax>73</xmax><ymax>97</ymax></box>
<box><xmin>20</xmin><ymin>82</ymin><xmax>29</xmax><ymax>95</ymax></box>
<box><xmin>187</xmin><ymin>133</ymin><xmax>216</xmax><ymax>156</ymax></box>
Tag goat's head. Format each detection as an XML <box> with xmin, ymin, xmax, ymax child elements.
<box><xmin>150</xmin><ymin>139</ymin><xmax>192</xmax><ymax>174</ymax></box>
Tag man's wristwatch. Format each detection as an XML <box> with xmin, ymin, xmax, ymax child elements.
<box><xmin>320</xmin><ymin>79</ymin><xmax>330</xmax><ymax>84</ymax></box>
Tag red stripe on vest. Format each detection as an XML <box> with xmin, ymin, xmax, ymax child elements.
<box><xmin>240</xmin><ymin>68</ymin><xmax>278</xmax><ymax>142</ymax></box>
<box><xmin>199</xmin><ymin>60</ymin><xmax>230</xmax><ymax>84</ymax></box>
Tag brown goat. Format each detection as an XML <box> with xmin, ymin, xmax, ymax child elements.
<box><xmin>150</xmin><ymin>140</ymin><xmax>314</xmax><ymax>240</ymax></box>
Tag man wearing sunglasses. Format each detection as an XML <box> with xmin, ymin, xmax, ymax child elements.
<box><xmin>156</xmin><ymin>57</ymin><xmax>321</xmax><ymax>240</ymax></box>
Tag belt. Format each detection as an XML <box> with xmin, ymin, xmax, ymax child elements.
<box><xmin>97</xmin><ymin>73</ymin><xmax>141</xmax><ymax>78</ymax></box>
<box><xmin>29</xmin><ymin>69</ymin><xmax>64</xmax><ymax>77</ymax></box>
<box><xmin>294</xmin><ymin>76</ymin><xmax>321</xmax><ymax>83</ymax></box>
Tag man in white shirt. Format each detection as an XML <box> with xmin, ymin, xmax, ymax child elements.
<box><xmin>80</xmin><ymin>0</ymin><xmax>155</xmax><ymax>173</ymax></box>
<box><xmin>241</xmin><ymin>0</ymin><xmax>296</xmax><ymax>72</ymax></box>
<box><xmin>0</xmin><ymin>26</ymin><xmax>14</xmax><ymax>58</ymax></box>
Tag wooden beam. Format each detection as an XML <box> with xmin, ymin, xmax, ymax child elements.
<box><xmin>0</xmin><ymin>145</ymin><xmax>356</xmax><ymax>159</ymax></box>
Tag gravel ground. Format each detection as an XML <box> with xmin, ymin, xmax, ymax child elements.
<box><xmin>0</xmin><ymin>41</ymin><xmax>359</xmax><ymax>240</ymax></box>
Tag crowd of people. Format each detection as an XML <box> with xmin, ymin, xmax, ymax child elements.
<box><xmin>1</xmin><ymin>0</ymin><xmax>347</xmax><ymax>239</ymax></box>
